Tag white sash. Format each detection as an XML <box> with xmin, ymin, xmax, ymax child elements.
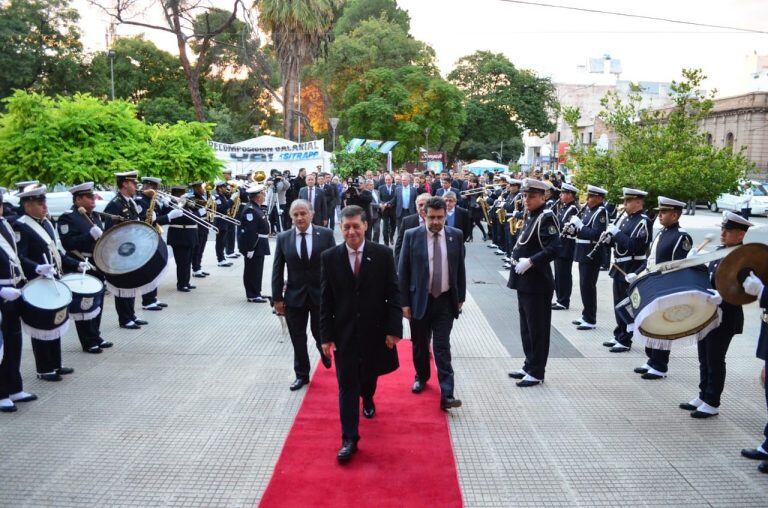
<box><xmin>17</xmin><ymin>216</ymin><xmax>63</xmax><ymax>271</ymax></box>
<box><xmin>0</xmin><ymin>222</ymin><xmax>24</xmax><ymax>282</ymax></box>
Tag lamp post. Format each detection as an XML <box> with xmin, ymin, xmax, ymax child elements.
<box><xmin>329</xmin><ymin>117</ymin><xmax>339</xmax><ymax>152</ymax></box>
<box><xmin>107</xmin><ymin>49</ymin><xmax>116</xmax><ymax>100</ymax></box>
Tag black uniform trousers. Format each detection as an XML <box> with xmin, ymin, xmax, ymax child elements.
<box><xmin>612</xmin><ymin>277</ymin><xmax>632</xmax><ymax>347</ymax></box>
<box><xmin>192</xmin><ymin>228</ymin><xmax>209</xmax><ymax>271</ymax></box>
<box><xmin>409</xmin><ymin>293</ymin><xmax>455</xmax><ymax>398</ymax></box>
<box><xmin>0</xmin><ymin>301</ymin><xmax>24</xmax><ymax>398</ymax></box>
<box><xmin>578</xmin><ymin>262</ymin><xmax>600</xmax><ymax>324</ymax></box>
<box><xmin>114</xmin><ymin>296</ymin><xmax>136</xmax><ymax>326</ymax></box>
<box><xmin>645</xmin><ymin>347</ymin><xmax>670</xmax><ymax>373</ymax></box>
<box><xmin>762</xmin><ymin>360</ymin><xmax>768</xmax><ymax>451</ymax></box>
<box><xmin>382</xmin><ymin>210</ymin><xmax>396</xmax><ymax>246</ymax></box>
<box><xmin>141</xmin><ymin>288</ymin><xmax>158</xmax><ymax>307</ymax></box>
<box><xmin>469</xmin><ymin>208</ymin><xmax>487</xmax><ymax>240</ymax></box>
<box><xmin>214</xmin><ymin>225</ymin><xmax>232</xmax><ymax>262</ymax></box>
<box><xmin>172</xmin><ymin>246</ymin><xmax>193</xmax><ymax>289</ymax></box>
<box><xmin>368</xmin><ymin>217</ymin><xmax>381</xmax><ymax>243</ymax></box>
<box><xmin>336</xmin><ymin>351</ymin><xmax>378</xmax><ymax>441</ymax></box>
<box><xmin>285</xmin><ymin>303</ymin><xmax>322</xmax><ymax>381</ymax></box>
<box><xmin>226</xmin><ymin>224</ymin><xmax>236</xmax><ymax>255</ymax></box>
<box><xmin>31</xmin><ymin>338</ymin><xmax>62</xmax><ymax>374</ymax></box>
<box><xmin>518</xmin><ymin>290</ymin><xmax>553</xmax><ymax>380</ymax></box>
<box><xmin>74</xmin><ymin>309</ymin><xmax>103</xmax><ymax>351</ymax></box>
<box><xmin>243</xmin><ymin>255</ymin><xmax>265</xmax><ymax>298</ymax></box>
<box><xmin>697</xmin><ymin>326</ymin><xmax>735</xmax><ymax>407</ymax></box>
<box><xmin>554</xmin><ymin>258</ymin><xmax>573</xmax><ymax>308</ymax></box>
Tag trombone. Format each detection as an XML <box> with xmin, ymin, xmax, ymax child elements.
<box><xmin>158</xmin><ymin>193</ymin><xmax>219</xmax><ymax>234</ymax></box>
<box><xmin>157</xmin><ymin>190</ymin><xmax>240</xmax><ymax>226</ymax></box>
<box><xmin>460</xmin><ymin>184</ymin><xmax>503</xmax><ymax>197</ymax></box>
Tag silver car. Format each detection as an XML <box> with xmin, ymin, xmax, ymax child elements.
<box><xmin>2</xmin><ymin>184</ymin><xmax>116</xmax><ymax>221</ymax></box>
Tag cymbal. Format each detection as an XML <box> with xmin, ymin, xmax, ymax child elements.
<box><xmin>715</xmin><ymin>243</ymin><xmax>768</xmax><ymax>305</ymax></box>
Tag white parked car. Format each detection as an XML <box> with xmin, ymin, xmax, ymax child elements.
<box><xmin>710</xmin><ymin>181</ymin><xmax>768</xmax><ymax>216</ymax></box>
<box><xmin>2</xmin><ymin>184</ymin><xmax>116</xmax><ymax>221</ymax></box>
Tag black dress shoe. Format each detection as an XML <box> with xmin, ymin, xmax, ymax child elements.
<box><xmin>679</xmin><ymin>402</ymin><xmax>698</xmax><ymax>411</ymax></box>
<box><xmin>691</xmin><ymin>410</ymin><xmax>718</xmax><ymax>419</ymax></box>
<box><xmin>321</xmin><ymin>355</ymin><xmax>332</xmax><ymax>369</ymax></box>
<box><xmin>133</xmin><ymin>319</ymin><xmax>148</xmax><ymax>326</ymax></box>
<box><xmin>759</xmin><ymin>462</ymin><xmax>768</xmax><ymax>474</ymax></box>
<box><xmin>193</xmin><ymin>273</ymin><xmax>206</xmax><ymax>278</ymax></box>
<box><xmin>633</xmin><ymin>366</ymin><xmax>649</xmax><ymax>374</ymax></box>
<box><xmin>602</xmin><ymin>341</ymin><xmax>617</xmax><ymax>347</ymax></box>
<box><xmin>86</xmin><ymin>346</ymin><xmax>102</xmax><ymax>354</ymax></box>
<box><xmin>412</xmin><ymin>379</ymin><xmax>425</xmax><ymax>393</ymax></box>
<box><xmin>56</xmin><ymin>367</ymin><xmax>74</xmax><ymax>375</ymax></box>
<box><xmin>516</xmin><ymin>379</ymin><xmax>542</xmax><ymax>388</ymax></box>
<box><xmin>120</xmin><ymin>322</ymin><xmax>141</xmax><ymax>330</ymax></box>
<box><xmin>99</xmin><ymin>341</ymin><xmax>113</xmax><ymax>349</ymax></box>
<box><xmin>609</xmin><ymin>345</ymin><xmax>630</xmax><ymax>353</ymax></box>
<box><xmin>157</xmin><ymin>302</ymin><xmax>168</xmax><ymax>308</ymax></box>
<box><xmin>178</xmin><ymin>287</ymin><xmax>191</xmax><ymax>292</ymax></box>
<box><xmin>641</xmin><ymin>372</ymin><xmax>666</xmax><ymax>380</ymax></box>
<box><xmin>289</xmin><ymin>378</ymin><xmax>308</xmax><ymax>391</ymax></box>
<box><xmin>741</xmin><ymin>448</ymin><xmax>768</xmax><ymax>461</ymax></box>
<box><xmin>0</xmin><ymin>404</ymin><xmax>18</xmax><ymax>413</ymax></box>
<box><xmin>186</xmin><ymin>284</ymin><xmax>197</xmax><ymax>290</ymax></box>
<box><xmin>440</xmin><ymin>397</ymin><xmax>462</xmax><ymax>410</ymax></box>
<box><xmin>11</xmin><ymin>393</ymin><xmax>37</xmax><ymax>403</ymax></box>
<box><xmin>337</xmin><ymin>439</ymin><xmax>358</xmax><ymax>462</ymax></box>
<box><xmin>201</xmin><ymin>271</ymin><xmax>210</xmax><ymax>276</ymax></box>
<box><xmin>507</xmin><ymin>371</ymin><xmax>525</xmax><ymax>379</ymax></box>
<box><xmin>362</xmin><ymin>398</ymin><xmax>375</xmax><ymax>419</ymax></box>
<box><xmin>37</xmin><ymin>373</ymin><xmax>62</xmax><ymax>382</ymax></box>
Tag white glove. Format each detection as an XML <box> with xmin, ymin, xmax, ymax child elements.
<box><xmin>168</xmin><ymin>208</ymin><xmax>183</xmax><ymax>220</ymax></box>
<box><xmin>35</xmin><ymin>264</ymin><xmax>55</xmax><ymax>277</ymax></box>
<box><xmin>177</xmin><ymin>198</ymin><xmax>187</xmax><ymax>207</ymax></box>
<box><xmin>246</xmin><ymin>251</ymin><xmax>255</xmax><ymax>259</ymax></box>
<box><xmin>686</xmin><ymin>247</ymin><xmax>698</xmax><ymax>259</ymax></box>
<box><xmin>607</xmin><ymin>224</ymin><xmax>620</xmax><ymax>236</ymax></box>
<box><xmin>79</xmin><ymin>261</ymin><xmax>93</xmax><ymax>272</ymax></box>
<box><xmin>569</xmin><ymin>216</ymin><xmax>583</xmax><ymax>230</ymax></box>
<box><xmin>0</xmin><ymin>287</ymin><xmax>22</xmax><ymax>301</ymax></box>
<box><xmin>197</xmin><ymin>207</ymin><xmax>207</xmax><ymax>217</ymax></box>
<box><xmin>743</xmin><ymin>271</ymin><xmax>764</xmax><ymax>297</ymax></box>
<box><xmin>624</xmin><ymin>272</ymin><xmax>638</xmax><ymax>284</ymax></box>
<box><xmin>514</xmin><ymin>257</ymin><xmax>533</xmax><ymax>274</ymax></box>
<box><xmin>89</xmin><ymin>225</ymin><xmax>103</xmax><ymax>240</ymax></box>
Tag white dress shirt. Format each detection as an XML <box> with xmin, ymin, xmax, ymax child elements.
<box><xmin>295</xmin><ymin>224</ymin><xmax>313</xmax><ymax>257</ymax></box>
<box><xmin>346</xmin><ymin>240</ymin><xmax>365</xmax><ymax>273</ymax></box>
<box><xmin>426</xmin><ymin>227</ymin><xmax>449</xmax><ymax>294</ymax></box>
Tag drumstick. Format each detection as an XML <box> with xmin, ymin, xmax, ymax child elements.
<box><xmin>696</xmin><ymin>233</ymin><xmax>715</xmax><ymax>252</ymax></box>
<box><xmin>42</xmin><ymin>254</ymin><xmax>61</xmax><ymax>296</ymax></box>
<box><xmin>81</xmin><ymin>257</ymin><xmax>89</xmax><ymax>280</ymax></box>
<box><xmin>611</xmin><ymin>264</ymin><xmax>627</xmax><ymax>277</ymax></box>
<box><xmin>78</xmin><ymin>207</ymin><xmax>95</xmax><ymax>226</ymax></box>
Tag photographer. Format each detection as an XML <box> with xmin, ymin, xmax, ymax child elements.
<box><xmin>266</xmin><ymin>170</ymin><xmax>290</xmax><ymax>234</ymax></box>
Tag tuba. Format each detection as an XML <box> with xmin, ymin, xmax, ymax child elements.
<box><xmin>252</xmin><ymin>170</ymin><xmax>267</xmax><ymax>183</ymax></box>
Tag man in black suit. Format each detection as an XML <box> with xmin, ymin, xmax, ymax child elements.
<box><xmin>364</xmin><ymin>179</ymin><xmax>381</xmax><ymax>242</ymax></box>
<box><xmin>378</xmin><ymin>174</ymin><xmax>397</xmax><ymax>246</ymax></box>
<box><xmin>395</xmin><ymin>173</ymin><xmax>417</xmax><ymax>231</ymax></box>
<box><xmin>442</xmin><ymin>191</ymin><xmax>471</xmax><ymax>242</ymax></box>
<box><xmin>298</xmin><ymin>173</ymin><xmax>327</xmax><ymax>226</ymax></box>
<box><xmin>435</xmin><ymin>177</ymin><xmax>454</xmax><ymax>197</ymax></box>
<box><xmin>273</xmin><ymin>199</ymin><xmax>336</xmax><ymax>391</ymax></box>
<box><xmin>394</xmin><ymin>192</ymin><xmax>431</xmax><ymax>264</ymax></box>
<box><xmin>320</xmin><ymin>205</ymin><xmax>403</xmax><ymax>462</ymax></box>
<box><xmin>399</xmin><ymin>197</ymin><xmax>465</xmax><ymax>410</ymax></box>
<box><xmin>320</xmin><ymin>172</ymin><xmax>339</xmax><ymax>230</ymax></box>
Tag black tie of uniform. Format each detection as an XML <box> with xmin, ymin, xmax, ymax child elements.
<box><xmin>300</xmin><ymin>232</ymin><xmax>309</xmax><ymax>263</ymax></box>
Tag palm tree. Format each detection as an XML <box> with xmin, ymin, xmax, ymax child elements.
<box><xmin>255</xmin><ymin>0</ymin><xmax>339</xmax><ymax>141</ymax></box>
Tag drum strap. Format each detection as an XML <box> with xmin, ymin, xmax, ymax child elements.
<box><xmin>0</xmin><ymin>230</ymin><xmax>24</xmax><ymax>283</ymax></box>
<box><xmin>17</xmin><ymin>216</ymin><xmax>63</xmax><ymax>272</ymax></box>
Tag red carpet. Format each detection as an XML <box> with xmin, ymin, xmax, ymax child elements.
<box><xmin>259</xmin><ymin>340</ymin><xmax>463</xmax><ymax>508</ymax></box>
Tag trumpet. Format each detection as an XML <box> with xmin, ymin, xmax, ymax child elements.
<box><xmin>157</xmin><ymin>190</ymin><xmax>240</xmax><ymax>226</ymax></box>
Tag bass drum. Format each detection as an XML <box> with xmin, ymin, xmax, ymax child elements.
<box><xmin>93</xmin><ymin>221</ymin><xmax>168</xmax><ymax>297</ymax></box>
<box><xmin>20</xmin><ymin>277</ymin><xmax>72</xmax><ymax>340</ymax></box>
<box><xmin>616</xmin><ymin>267</ymin><xmax>722</xmax><ymax>351</ymax></box>
<box><xmin>60</xmin><ymin>273</ymin><xmax>105</xmax><ymax>321</ymax></box>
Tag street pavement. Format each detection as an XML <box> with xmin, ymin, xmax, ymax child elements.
<box><xmin>1</xmin><ymin>209</ymin><xmax>766</xmax><ymax>507</ymax></box>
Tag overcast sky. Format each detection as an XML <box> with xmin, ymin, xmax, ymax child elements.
<box><xmin>77</xmin><ymin>0</ymin><xmax>768</xmax><ymax>97</ymax></box>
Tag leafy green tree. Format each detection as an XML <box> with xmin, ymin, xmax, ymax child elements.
<box><xmin>448</xmin><ymin>51</ymin><xmax>558</xmax><ymax>163</ymax></box>
<box><xmin>333</xmin><ymin>0</ymin><xmax>410</xmax><ymax>35</ymax></box>
<box><xmin>332</xmin><ymin>140</ymin><xmax>382</xmax><ymax>180</ymax></box>
<box><xmin>459</xmin><ymin>138</ymin><xmax>524</xmax><ymax>163</ymax></box>
<box><xmin>0</xmin><ymin>0</ymin><xmax>85</xmax><ymax>101</ymax></box>
<box><xmin>138</xmin><ymin>97</ymin><xmax>196</xmax><ymax>125</ymax></box>
<box><xmin>0</xmin><ymin>91</ymin><xmax>220</xmax><ymax>185</ymax></box>
<box><xmin>566</xmin><ymin>69</ymin><xmax>748</xmax><ymax>204</ymax></box>
<box><xmin>340</xmin><ymin>66</ymin><xmax>465</xmax><ymax>165</ymax></box>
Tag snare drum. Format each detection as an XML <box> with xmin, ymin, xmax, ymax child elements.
<box><xmin>616</xmin><ymin>267</ymin><xmax>722</xmax><ymax>350</ymax></box>
<box><xmin>60</xmin><ymin>273</ymin><xmax>105</xmax><ymax>321</ymax></box>
<box><xmin>93</xmin><ymin>221</ymin><xmax>168</xmax><ymax>297</ymax></box>
<box><xmin>20</xmin><ymin>277</ymin><xmax>72</xmax><ymax>340</ymax></box>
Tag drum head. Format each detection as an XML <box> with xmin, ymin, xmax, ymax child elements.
<box><xmin>22</xmin><ymin>278</ymin><xmax>72</xmax><ymax>309</ymax></box>
<box><xmin>60</xmin><ymin>273</ymin><xmax>103</xmax><ymax>294</ymax></box>
<box><xmin>638</xmin><ymin>293</ymin><xmax>719</xmax><ymax>340</ymax></box>
<box><xmin>94</xmin><ymin>222</ymin><xmax>160</xmax><ymax>275</ymax></box>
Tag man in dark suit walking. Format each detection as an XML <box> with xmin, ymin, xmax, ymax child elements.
<box><xmin>298</xmin><ymin>173</ymin><xmax>327</xmax><ymax>226</ymax></box>
<box><xmin>395</xmin><ymin>173</ymin><xmax>417</xmax><ymax>232</ymax></box>
<box><xmin>272</xmin><ymin>199</ymin><xmax>336</xmax><ymax>391</ymax></box>
<box><xmin>378</xmin><ymin>174</ymin><xmax>397</xmax><ymax>246</ymax></box>
<box><xmin>442</xmin><ymin>191</ymin><xmax>471</xmax><ymax>242</ymax></box>
<box><xmin>394</xmin><ymin>193</ymin><xmax>431</xmax><ymax>264</ymax></box>
<box><xmin>399</xmin><ymin>197</ymin><xmax>465</xmax><ymax>410</ymax></box>
<box><xmin>320</xmin><ymin>205</ymin><xmax>403</xmax><ymax>462</ymax></box>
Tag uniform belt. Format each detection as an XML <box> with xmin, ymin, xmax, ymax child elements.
<box><xmin>0</xmin><ymin>277</ymin><xmax>21</xmax><ymax>285</ymax></box>
<box><xmin>575</xmin><ymin>239</ymin><xmax>594</xmax><ymax>244</ymax></box>
<box><xmin>615</xmin><ymin>255</ymin><xmax>646</xmax><ymax>262</ymax></box>
<box><xmin>258</xmin><ymin>234</ymin><xmax>270</xmax><ymax>239</ymax></box>
<box><xmin>169</xmin><ymin>224</ymin><xmax>198</xmax><ymax>229</ymax></box>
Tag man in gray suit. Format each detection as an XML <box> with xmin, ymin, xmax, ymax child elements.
<box><xmin>398</xmin><ymin>196</ymin><xmax>466</xmax><ymax>410</ymax></box>
<box><xmin>272</xmin><ymin>199</ymin><xmax>336</xmax><ymax>391</ymax></box>
<box><xmin>298</xmin><ymin>173</ymin><xmax>328</xmax><ymax>226</ymax></box>
<box><xmin>395</xmin><ymin>173</ymin><xmax>417</xmax><ymax>231</ymax></box>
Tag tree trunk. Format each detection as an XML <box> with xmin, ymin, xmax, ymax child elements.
<box><xmin>448</xmin><ymin>136</ymin><xmax>466</xmax><ymax>166</ymax></box>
